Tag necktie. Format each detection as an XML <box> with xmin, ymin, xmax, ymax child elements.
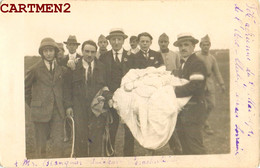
<box><xmin>115</xmin><ymin>52</ymin><xmax>120</xmax><ymax>64</ymax></box>
<box><xmin>49</xmin><ymin>61</ymin><xmax>53</xmax><ymax>74</ymax></box>
<box><xmin>87</xmin><ymin>62</ymin><xmax>92</xmax><ymax>86</ymax></box>
<box><xmin>143</xmin><ymin>51</ymin><xmax>148</xmax><ymax>59</ymax></box>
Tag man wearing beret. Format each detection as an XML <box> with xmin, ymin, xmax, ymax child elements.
<box><xmin>158</xmin><ymin>33</ymin><xmax>180</xmax><ymax>72</ymax></box>
<box><xmin>60</xmin><ymin>35</ymin><xmax>82</xmax><ymax>68</ymax></box>
<box><xmin>99</xmin><ymin>28</ymin><xmax>135</xmax><ymax>156</ymax></box>
<box><xmin>96</xmin><ymin>34</ymin><xmax>109</xmax><ymax>59</ymax></box>
<box><xmin>134</xmin><ymin>32</ymin><xmax>164</xmax><ymax>69</ymax></box>
<box><xmin>196</xmin><ymin>35</ymin><xmax>226</xmax><ymax>135</ymax></box>
<box><xmin>25</xmin><ymin>38</ymin><xmax>67</xmax><ymax>158</ymax></box>
<box><xmin>168</xmin><ymin>33</ymin><xmax>207</xmax><ymax>155</ymax></box>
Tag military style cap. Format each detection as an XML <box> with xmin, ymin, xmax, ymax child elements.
<box><xmin>159</xmin><ymin>33</ymin><xmax>169</xmax><ymax>41</ymax></box>
<box><xmin>200</xmin><ymin>34</ymin><xmax>211</xmax><ymax>43</ymax></box>
<box><xmin>98</xmin><ymin>34</ymin><xmax>107</xmax><ymax>42</ymax></box>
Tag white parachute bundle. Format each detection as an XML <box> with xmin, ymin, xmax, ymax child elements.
<box><xmin>113</xmin><ymin>66</ymin><xmax>191</xmax><ymax>150</ymax></box>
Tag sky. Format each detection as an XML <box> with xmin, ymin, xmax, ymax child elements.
<box><xmin>1</xmin><ymin>0</ymin><xmax>233</xmax><ymax>56</ymax></box>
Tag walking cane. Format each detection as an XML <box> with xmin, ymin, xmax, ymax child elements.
<box><xmin>65</xmin><ymin>115</ymin><xmax>75</xmax><ymax>158</ymax></box>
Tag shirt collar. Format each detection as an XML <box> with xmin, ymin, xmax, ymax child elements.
<box><xmin>112</xmin><ymin>48</ymin><xmax>123</xmax><ymax>55</ymax></box>
<box><xmin>140</xmin><ymin>49</ymin><xmax>150</xmax><ymax>54</ymax></box>
<box><xmin>82</xmin><ymin>59</ymin><xmax>94</xmax><ymax>69</ymax></box>
<box><xmin>43</xmin><ymin>59</ymin><xmax>55</xmax><ymax>70</ymax></box>
<box><xmin>69</xmin><ymin>53</ymin><xmax>77</xmax><ymax>59</ymax></box>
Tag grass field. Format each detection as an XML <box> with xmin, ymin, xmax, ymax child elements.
<box><xmin>25</xmin><ymin>50</ymin><xmax>230</xmax><ymax>158</ymax></box>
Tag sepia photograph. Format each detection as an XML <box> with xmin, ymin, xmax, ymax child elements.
<box><xmin>0</xmin><ymin>0</ymin><xmax>259</xmax><ymax>167</ymax></box>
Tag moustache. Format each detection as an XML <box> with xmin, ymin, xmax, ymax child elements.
<box><xmin>181</xmin><ymin>50</ymin><xmax>187</xmax><ymax>52</ymax></box>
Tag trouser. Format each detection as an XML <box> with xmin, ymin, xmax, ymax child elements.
<box><xmin>123</xmin><ymin>124</ymin><xmax>134</xmax><ymax>156</ymax></box>
<box><xmin>109</xmin><ymin>108</ymin><xmax>119</xmax><ymax>155</ymax></box>
<box><xmin>169</xmin><ymin>102</ymin><xmax>207</xmax><ymax>155</ymax></box>
<box><xmin>34</xmin><ymin>107</ymin><xmax>64</xmax><ymax>158</ymax></box>
<box><xmin>88</xmin><ymin>113</ymin><xmax>106</xmax><ymax>157</ymax></box>
<box><xmin>204</xmin><ymin>90</ymin><xmax>215</xmax><ymax>122</ymax></box>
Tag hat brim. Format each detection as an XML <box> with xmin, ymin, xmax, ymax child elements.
<box><xmin>173</xmin><ymin>38</ymin><xmax>199</xmax><ymax>47</ymax></box>
<box><xmin>39</xmin><ymin>43</ymin><xmax>59</xmax><ymax>56</ymax></box>
<box><xmin>63</xmin><ymin>42</ymin><xmax>81</xmax><ymax>45</ymax></box>
<box><xmin>106</xmin><ymin>33</ymin><xmax>128</xmax><ymax>40</ymax></box>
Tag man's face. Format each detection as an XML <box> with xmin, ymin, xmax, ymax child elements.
<box><xmin>66</xmin><ymin>43</ymin><xmax>79</xmax><ymax>54</ymax></box>
<box><xmin>200</xmin><ymin>42</ymin><xmax>211</xmax><ymax>54</ymax></box>
<box><xmin>158</xmin><ymin>39</ymin><xmax>169</xmax><ymax>50</ymax></box>
<box><xmin>139</xmin><ymin>36</ymin><xmax>152</xmax><ymax>51</ymax></box>
<box><xmin>109</xmin><ymin>36</ymin><xmax>124</xmax><ymax>52</ymax></box>
<box><xmin>82</xmin><ymin>44</ymin><xmax>97</xmax><ymax>63</ymax></box>
<box><xmin>98</xmin><ymin>40</ymin><xmax>108</xmax><ymax>50</ymax></box>
<box><xmin>42</xmin><ymin>46</ymin><xmax>56</xmax><ymax>61</ymax></box>
<box><xmin>130</xmin><ymin>39</ymin><xmax>138</xmax><ymax>49</ymax></box>
<box><xmin>57</xmin><ymin>49</ymin><xmax>65</xmax><ymax>60</ymax></box>
<box><xmin>178</xmin><ymin>40</ymin><xmax>195</xmax><ymax>58</ymax></box>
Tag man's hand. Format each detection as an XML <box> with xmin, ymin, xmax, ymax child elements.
<box><xmin>66</xmin><ymin>107</ymin><xmax>74</xmax><ymax>117</ymax></box>
<box><xmin>108</xmin><ymin>99</ymin><xmax>113</xmax><ymax>108</ymax></box>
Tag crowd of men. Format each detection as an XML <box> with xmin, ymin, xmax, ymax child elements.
<box><xmin>25</xmin><ymin>28</ymin><xmax>225</xmax><ymax>158</ymax></box>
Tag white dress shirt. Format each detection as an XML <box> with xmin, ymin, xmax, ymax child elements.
<box><xmin>112</xmin><ymin>48</ymin><xmax>123</xmax><ymax>62</ymax></box>
<box><xmin>140</xmin><ymin>49</ymin><xmax>150</xmax><ymax>58</ymax></box>
<box><xmin>82</xmin><ymin>59</ymin><xmax>94</xmax><ymax>82</ymax></box>
<box><xmin>44</xmin><ymin>59</ymin><xmax>55</xmax><ymax>71</ymax></box>
<box><xmin>69</xmin><ymin>53</ymin><xmax>77</xmax><ymax>60</ymax></box>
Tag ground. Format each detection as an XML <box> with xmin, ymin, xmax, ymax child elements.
<box><xmin>24</xmin><ymin>50</ymin><xmax>230</xmax><ymax>158</ymax></box>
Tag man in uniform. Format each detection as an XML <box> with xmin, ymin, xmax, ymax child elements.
<box><xmin>96</xmin><ymin>34</ymin><xmax>109</xmax><ymax>59</ymax></box>
<box><xmin>25</xmin><ymin>38</ymin><xmax>66</xmax><ymax>158</ymax></box>
<box><xmin>99</xmin><ymin>28</ymin><xmax>135</xmax><ymax>156</ymax></box>
<box><xmin>128</xmin><ymin>36</ymin><xmax>140</xmax><ymax>54</ymax></box>
<box><xmin>169</xmin><ymin>33</ymin><xmax>207</xmax><ymax>155</ymax></box>
<box><xmin>196</xmin><ymin>35</ymin><xmax>226</xmax><ymax>135</ymax></box>
<box><xmin>60</xmin><ymin>35</ymin><xmax>82</xmax><ymax>68</ymax></box>
<box><xmin>158</xmin><ymin>33</ymin><xmax>180</xmax><ymax>72</ymax></box>
<box><xmin>134</xmin><ymin>32</ymin><xmax>164</xmax><ymax>69</ymax></box>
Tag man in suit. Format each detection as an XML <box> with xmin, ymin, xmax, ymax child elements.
<box><xmin>25</xmin><ymin>37</ymin><xmax>66</xmax><ymax>158</ymax></box>
<box><xmin>99</xmin><ymin>28</ymin><xmax>135</xmax><ymax>156</ymax></box>
<box><xmin>134</xmin><ymin>32</ymin><xmax>164</xmax><ymax>69</ymax></box>
<box><xmin>196</xmin><ymin>35</ymin><xmax>226</xmax><ymax>135</ymax></box>
<box><xmin>96</xmin><ymin>34</ymin><xmax>109</xmax><ymax>59</ymax></box>
<box><xmin>60</xmin><ymin>35</ymin><xmax>82</xmax><ymax>67</ymax></box>
<box><xmin>158</xmin><ymin>33</ymin><xmax>180</xmax><ymax>72</ymax></box>
<box><xmin>168</xmin><ymin>33</ymin><xmax>207</xmax><ymax>155</ymax></box>
<box><xmin>64</xmin><ymin>40</ymin><xmax>111</xmax><ymax>157</ymax></box>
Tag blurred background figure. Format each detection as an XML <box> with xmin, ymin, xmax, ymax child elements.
<box><xmin>196</xmin><ymin>34</ymin><xmax>226</xmax><ymax>135</ymax></box>
<box><xmin>96</xmin><ymin>34</ymin><xmax>109</xmax><ymax>59</ymax></box>
<box><xmin>56</xmin><ymin>43</ymin><xmax>65</xmax><ymax>66</ymax></box>
<box><xmin>129</xmin><ymin>35</ymin><xmax>140</xmax><ymax>54</ymax></box>
<box><xmin>158</xmin><ymin>33</ymin><xmax>180</xmax><ymax>72</ymax></box>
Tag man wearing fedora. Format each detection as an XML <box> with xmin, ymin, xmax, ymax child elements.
<box><xmin>168</xmin><ymin>33</ymin><xmax>207</xmax><ymax>155</ymax></box>
<box><xmin>25</xmin><ymin>38</ymin><xmax>67</xmax><ymax>158</ymax></box>
<box><xmin>134</xmin><ymin>32</ymin><xmax>164</xmax><ymax>69</ymax></box>
<box><xmin>99</xmin><ymin>28</ymin><xmax>135</xmax><ymax>156</ymax></box>
<box><xmin>158</xmin><ymin>33</ymin><xmax>180</xmax><ymax>72</ymax></box>
<box><xmin>196</xmin><ymin>35</ymin><xmax>225</xmax><ymax>135</ymax></box>
<box><xmin>96</xmin><ymin>34</ymin><xmax>109</xmax><ymax>59</ymax></box>
<box><xmin>60</xmin><ymin>35</ymin><xmax>82</xmax><ymax>68</ymax></box>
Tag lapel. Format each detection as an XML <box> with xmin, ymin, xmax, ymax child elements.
<box><xmin>92</xmin><ymin>59</ymin><xmax>100</xmax><ymax>86</ymax></box>
<box><xmin>182</xmin><ymin>54</ymin><xmax>194</xmax><ymax>77</ymax></box>
<box><xmin>108</xmin><ymin>50</ymin><xmax>113</xmax><ymax>75</ymax></box>
<box><xmin>38</xmin><ymin>59</ymin><xmax>53</xmax><ymax>80</ymax></box>
<box><xmin>53</xmin><ymin>60</ymin><xmax>62</xmax><ymax>84</ymax></box>
<box><xmin>73</xmin><ymin>59</ymin><xmax>86</xmax><ymax>82</ymax></box>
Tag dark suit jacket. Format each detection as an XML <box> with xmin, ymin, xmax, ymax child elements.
<box><xmin>174</xmin><ymin>53</ymin><xmax>207</xmax><ymax>124</ymax></box>
<box><xmin>133</xmin><ymin>49</ymin><xmax>164</xmax><ymax>69</ymax></box>
<box><xmin>59</xmin><ymin>53</ymin><xmax>82</xmax><ymax>67</ymax></box>
<box><xmin>99</xmin><ymin>49</ymin><xmax>134</xmax><ymax>93</ymax></box>
<box><xmin>25</xmin><ymin>59</ymin><xmax>66</xmax><ymax>122</ymax></box>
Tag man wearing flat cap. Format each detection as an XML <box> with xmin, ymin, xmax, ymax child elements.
<box><xmin>168</xmin><ymin>33</ymin><xmax>207</xmax><ymax>155</ymax></box>
<box><xmin>99</xmin><ymin>28</ymin><xmax>135</xmax><ymax>156</ymax></box>
<box><xmin>196</xmin><ymin>35</ymin><xmax>225</xmax><ymax>135</ymax></box>
<box><xmin>134</xmin><ymin>32</ymin><xmax>164</xmax><ymax>69</ymax></box>
<box><xmin>96</xmin><ymin>34</ymin><xmax>109</xmax><ymax>59</ymax></box>
<box><xmin>60</xmin><ymin>35</ymin><xmax>82</xmax><ymax>68</ymax></box>
<box><xmin>25</xmin><ymin>37</ymin><xmax>67</xmax><ymax>158</ymax></box>
<box><xmin>158</xmin><ymin>33</ymin><xmax>180</xmax><ymax>72</ymax></box>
